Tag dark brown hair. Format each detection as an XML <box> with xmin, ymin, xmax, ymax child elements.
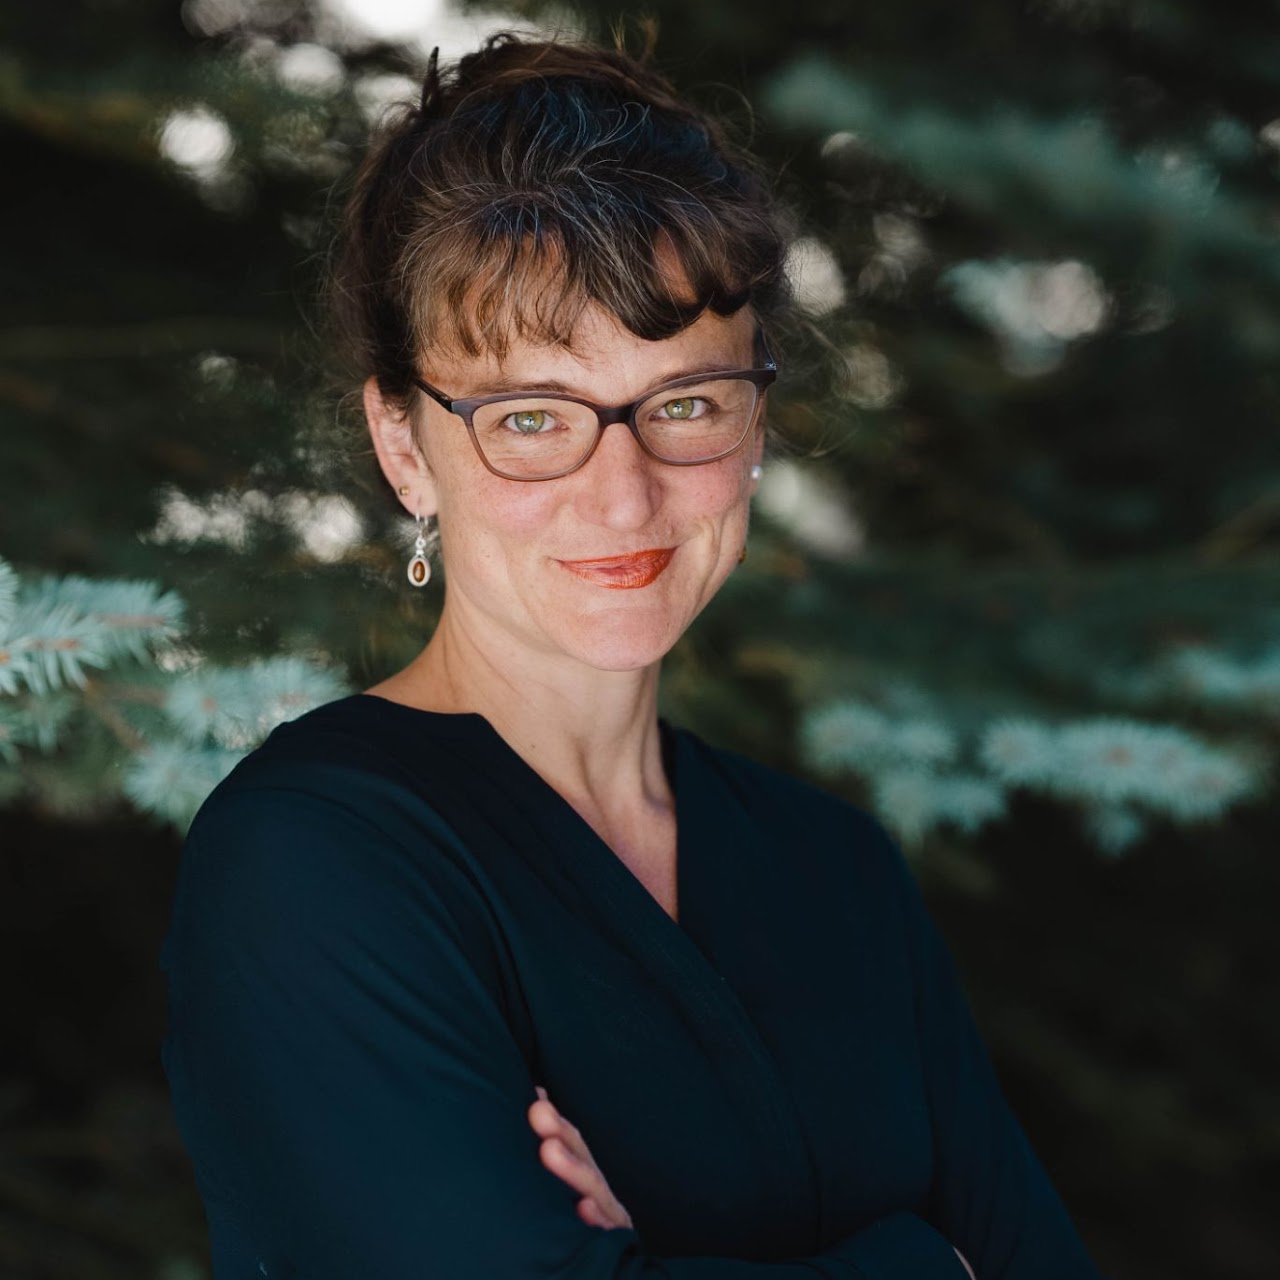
<box><xmin>326</xmin><ymin>25</ymin><xmax>801</xmax><ymax>447</ymax></box>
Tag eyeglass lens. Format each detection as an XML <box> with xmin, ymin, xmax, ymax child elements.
<box><xmin>469</xmin><ymin>377</ymin><xmax>760</xmax><ymax>478</ymax></box>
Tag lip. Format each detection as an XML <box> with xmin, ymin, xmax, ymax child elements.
<box><xmin>557</xmin><ymin>547</ymin><xmax>676</xmax><ymax>589</ymax></box>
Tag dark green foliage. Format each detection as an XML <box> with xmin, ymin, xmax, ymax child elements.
<box><xmin>2</xmin><ymin>0</ymin><xmax>1278</xmax><ymax>1275</ymax></box>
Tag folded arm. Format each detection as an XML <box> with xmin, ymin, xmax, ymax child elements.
<box><xmin>860</xmin><ymin>812</ymin><xmax>1104</xmax><ymax>1280</ymax></box>
<box><xmin>162</xmin><ymin>780</ymin><xmax>971</xmax><ymax>1279</ymax></box>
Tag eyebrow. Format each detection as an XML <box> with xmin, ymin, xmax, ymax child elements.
<box><xmin>458</xmin><ymin>359</ymin><xmax>746</xmax><ymax>400</ymax></box>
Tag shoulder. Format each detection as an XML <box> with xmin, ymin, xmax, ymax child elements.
<box><xmin>207</xmin><ymin>692</ymin><xmax>436</xmax><ymax>792</ymax></box>
<box><xmin>190</xmin><ymin>693</ymin><xmax>474</xmax><ymax>838</ymax></box>
<box><xmin>173</xmin><ymin>695</ymin><xmax>500</xmax><ymax>955</ymax></box>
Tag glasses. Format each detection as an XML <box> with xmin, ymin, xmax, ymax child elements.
<box><xmin>412</xmin><ymin>331</ymin><xmax>778</xmax><ymax>481</ymax></box>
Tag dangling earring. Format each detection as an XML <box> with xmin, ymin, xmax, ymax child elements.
<box><xmin>399</xmin><ymin>484</ymin><xmax>432</xmax><ymax>587</ymax></box>
<box><xmin>408</xmin><ymin>509</ymin><xmax>432</xmax><ymax>587</ymax></box>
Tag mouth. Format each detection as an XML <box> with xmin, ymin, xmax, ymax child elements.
<box><xmin>556</xmin><ymin>547</ymin><xmax>676</xmax><ymax>589</ymax></box>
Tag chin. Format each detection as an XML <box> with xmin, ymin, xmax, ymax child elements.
<box><xmin>551</xmin><ymin>613</ymin><xmax>686</xmax><ymax>672</ymax></box>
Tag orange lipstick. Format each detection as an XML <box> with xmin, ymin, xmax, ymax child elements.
<box><xmin>557</xmin><ymin>547</ymin><xmax>675</xmax><ymax>589</ymax></box>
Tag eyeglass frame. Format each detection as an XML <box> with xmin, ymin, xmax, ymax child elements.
<box><xmin>410</xmin><ymin>329</ymin><xmax>778</xmax><ymax>481</ymax></box>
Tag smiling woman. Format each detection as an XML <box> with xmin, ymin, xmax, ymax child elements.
<box><xmin>159</xmin><ymin>26</ymin><xmax>1104</xmax><ymax>1280</ymax></box>
<box><xmin>363</xmin><ymin>291</ymin><xmax>767</xmax><ymax>675</ymax></box>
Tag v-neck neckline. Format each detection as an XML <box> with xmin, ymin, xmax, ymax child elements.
<box><xmin>334</xmin><ymin>694</ymin><xmax>823</xmax><ymax>1236</ymax></box>
<box><xmin>350</xmin><ymin>692</ymin><xmax>687</xmax><ymax>929</ymax></box>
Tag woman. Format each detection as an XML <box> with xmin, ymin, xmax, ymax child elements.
<box><xmin>160</xmin><ymin>29</ymin><xmax>1104</xmax><ymax>1280</ymax></box>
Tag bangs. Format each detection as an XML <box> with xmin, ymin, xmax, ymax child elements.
<box><xmin>403</xmin><ymin>209</ymin><xmax>762</xmax><ymax>365</ymax></box>
<box><xmin>331</xmin><ymin>34</ymin><xmax>798</xmax><ymax>417</ymax></box>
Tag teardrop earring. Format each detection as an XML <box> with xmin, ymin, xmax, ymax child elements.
<box><xmin>399</xmin><ymin>484</ymin><xmax>432</xmax><ymax>587</ymax></box>
<box><xmin>407</xmin><ymin>508</ymin><xmax>432</xmax><ymax>587</ymax></box>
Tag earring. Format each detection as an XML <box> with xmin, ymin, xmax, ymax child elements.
<box><xmin>407</xmin><ymin>507</ymin><xmax>432</xmax><ymax>587</ymax></box>
<box><xmin>398</xmin><ymin>486</ymin><xmax>432</xmax><ymax>587</ymax></box>
<box><xmin>750</xmin><ymin>464</ymin><xmax>763</xmax><ymax>482</ymax></box>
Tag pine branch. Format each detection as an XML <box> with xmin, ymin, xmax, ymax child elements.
<box><xmin>0</xmin><ymin>555</ymin><xmax>352</xmax><ymax>831</ymax></box>
<box><xmin>801</xmin><ymin>693</ymin><xmax>1269</xmax><ymax>854</ymax></box>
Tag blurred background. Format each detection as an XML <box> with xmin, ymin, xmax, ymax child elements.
<box><xmin>3</xmin><ymin>0</ymin><xmax>1279</xmax><ymax>1276</ymax></box>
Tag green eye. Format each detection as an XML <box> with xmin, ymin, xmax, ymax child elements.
<box><xmin>663</xmin><ymin>397</ymin><xmax>698</xmax><ymax>420</ymax></box>
<box><xmin>510</xmin><ymin>409</ymin><xmax>547</xmax><ymax>433</ymax></box>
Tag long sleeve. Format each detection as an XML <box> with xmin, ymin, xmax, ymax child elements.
<box><xmin>866</xmin><ymin>814</ymin><xmax>1103</xmax><ymax>1280</ymax></box>
<box><xmin>161</xmin><ymin>777</ymin><xmax>969</xmax><ymax>1280</ymax></box>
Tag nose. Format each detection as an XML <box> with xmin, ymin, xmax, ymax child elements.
<box><xmin>573</xmin><ymin>413</ymin><xmax>662</xmax><ymax>524</ymax></box>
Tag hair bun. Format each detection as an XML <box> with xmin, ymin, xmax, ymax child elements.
<box><xmin>327</xmin><ymin>29</ymin><xmax>795</xmax><ymax>416</ymax></box>
<box><xmin>418</xmin><ymin>46</ymin><xmax>442</xmax><ymax>120</ymax></box>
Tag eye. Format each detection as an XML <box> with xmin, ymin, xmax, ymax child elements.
<box><xmin>659</xmin><ymin>396</ymin><xmax>705</xmax><ymax>420</ymax></box>
<box><xmin>504</xmin><ymin>408</ymin><xmax>552</xmax><ymax>434</ymax></box>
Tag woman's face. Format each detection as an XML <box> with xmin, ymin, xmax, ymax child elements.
<box><xmin>365</xmin><ymin>299</ymin><xmax>766</xmax><ymax>676</ymax></box>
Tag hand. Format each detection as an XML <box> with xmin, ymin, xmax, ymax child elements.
<box><xmin>527</xmin><ymin>1085</ymin><xmax>634</xmax><ymax>1231</ymax></box>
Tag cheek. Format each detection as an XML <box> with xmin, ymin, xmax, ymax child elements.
<box><xmin>684</xmin><ymin>464</ymin><xmax>751</xmax><ymax>522</ymax></box>
<box><xmin>435</xmin><ymin>453</ymin><xmax>750</xmax><ymax>556</ymax></box>
<box><xmin>437</xmin><ymin>473</ymin><xmax>556</xmax><ymax>557</ymax></box>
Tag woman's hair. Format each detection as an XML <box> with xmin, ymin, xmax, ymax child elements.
<box><xmin>325</xmin><ymin>24</ymin><xmax>804</xmax><ymax>468</ymax></box>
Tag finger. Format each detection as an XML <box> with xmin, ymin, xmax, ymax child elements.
<box><xmin>581</xmin><ymin>1189</ymin><xmax>632</xmax><ymax>1231</ymax></box>
<box><xmin>528</xmin><ymin>1109</ymin><xmax>587</xmax><ymax>1173</ymax></box>
<box><xmin>528</xmin><ymin>1100</ymin><xmax>592</xmax><ymax>1165</ymax></box>
<box><xmin>539</xmin><ymin>1136</ymin><xmax>632</xmax><ymax>1231</ymax></box>
<box><xmin>539</xmin><ymin>1134</ymin><xmax>616</xmax><ymax>1209</ymax></box>
<box><xmin>527</xmin><ymin>1101</ymin><xmax>631</xmax><ymax>1229</ymax></box>
<box><xmin>527</xmin><ymin>1099</ymin><xmax>560</xmax><ymax>1133</ymax></box>
<box><xmin>556</xmin><ymin>1147</ymin><xmax>627</xmax><ymax>1228</ymax></box>
<box><xmin>527</xmin><ymin>1093</ymin><xmax>565</xmax><ymax>1127</ymax></box>
<box><xmin>539</xmin><ymin>1136</ymin><xmax>584</xmax><ymax>1182</ymax></box>
<box><xmin>539</xmin><ymin>1136</ymin><xmax>594</xmax><ymax>1197</ymax></box>
<box><xmin>542</xmin><ymin>1108</ymin><xmax>588</xmax><ymax>1157</ymax></box>
<box><xmin>577</xmin><ymin>1196</ymin><xmax>610</xmax><ymax>1229</ymax></box>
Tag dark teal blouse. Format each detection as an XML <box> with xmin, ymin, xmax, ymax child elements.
<box><xmin>159</xmin><ymin>693</ymin><xmax>1103</xmax><ymax>1279</ymax></box>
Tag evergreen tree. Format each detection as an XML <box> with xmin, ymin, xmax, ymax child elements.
<box><xmin>2</xmin><ymin>1</ymin><xmax>1277</xmax><ymax>1276</ymax></box>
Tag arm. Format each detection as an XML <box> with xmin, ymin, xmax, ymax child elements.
<box><xmin>866</xmin><ymin>815</ymin><xmax>1104</xmax><ymax>1280</ymax></box>
<box><xmin>162</xmin><ymin>779</ymin><xmax>968</xmax><ymax>1279</ymax></box>
<box><xmin>533</xmin><ymin>1086</ymin><xmax>978</xmax><ymax>1279</ymax></box>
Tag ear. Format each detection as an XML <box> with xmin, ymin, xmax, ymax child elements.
<box><xmin>363</xmin><ymin>377</ymin><xmax>439</xmax><ymax>519</ymax></box>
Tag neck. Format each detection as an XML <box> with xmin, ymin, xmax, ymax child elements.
<box><xmin>384</xmin><ymin>600</ymin><xmax>673</xmax><ymax>822</ymax></box>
